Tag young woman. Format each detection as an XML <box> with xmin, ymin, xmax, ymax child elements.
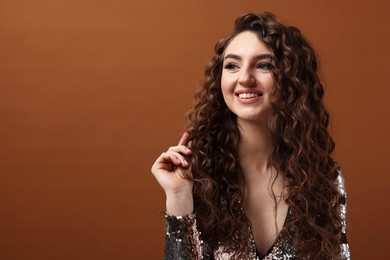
<box><xmin>152</xmin><ymin>12</ymin><xmax>350</xmax><ymax>259</ymax></box>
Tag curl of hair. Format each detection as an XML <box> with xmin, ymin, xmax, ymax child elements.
<box><xmin>185</xmin><ymin>12</ymin><xmax>343</xmax><ymax>259</ymax></box>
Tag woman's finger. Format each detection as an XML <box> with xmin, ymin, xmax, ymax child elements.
<box><xmin>155</xmin><ymin>151</ymin><xmax>188</xmax><ymax>168</ymax></box>
<box><xmin>165</xmin><ymin>151</ymin><xmax>189</xmax><ymax>166</ymax></box>
<box><xmin>167</xmin><ymin>145</ymin><xmax>192</xmax><ymax>155</ymax></box>
<box><xmin>178</xmin><ymin>132</ymin><xmax>190</xmax><ymax>146</ymax></box>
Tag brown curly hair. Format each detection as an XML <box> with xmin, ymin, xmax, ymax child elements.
<box><xmin>185</xmin><ymin>12</ymin><xmax>343</xmax><ymax>259</ymax></box>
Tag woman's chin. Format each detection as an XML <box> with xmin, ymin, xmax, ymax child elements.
<box><xmin>235</xmin><ymin>110</ymin><xmax>274</xmax><ymax>124</ymax></box>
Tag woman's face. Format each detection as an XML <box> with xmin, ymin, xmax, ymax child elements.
<box><xmin>221</xmin><ymin>31</ymin><xmax>275</xmax><ymax>124</ymax></box>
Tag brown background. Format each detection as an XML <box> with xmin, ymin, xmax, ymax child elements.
<box><xmin>1</xmin><ymin>0</ymin><xmax>389</xmax><ymax>259</ymax></box>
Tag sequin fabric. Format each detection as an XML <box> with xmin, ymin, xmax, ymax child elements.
<box><xmin>164</xmin><ymin>213</ymin><xmax>204</xmax><ymax>260</ymax></box>
<box><xmin>164</xmin><ymin>171</ymin><xmax>351</xmax><ymax>259</ymax></box>
<box><xmin>337</xmin><ymin>171</ymin><xmax>351</xmax><ymax>260</ymax></box>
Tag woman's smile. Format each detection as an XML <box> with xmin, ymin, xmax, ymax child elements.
<box><xmin>235</xmin><ymin>89</ymin><xmax>264</xmax><ymax>103</ymax></box>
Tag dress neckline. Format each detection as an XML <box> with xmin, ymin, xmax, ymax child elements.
<box><xmin>251</xmin><ymin>206</ymin><xmax>292</xmax><ymax>259</ymax></box>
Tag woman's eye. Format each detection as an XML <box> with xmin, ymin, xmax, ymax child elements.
<box><xmin>257</xmin><ymin>63</ymin><xmax>273</xmax><ymax>70</ymax></box>
<box><xmin>224</xmin><ymin>63</ymin><xmax>239</xmax><ymax>70</ymax></box>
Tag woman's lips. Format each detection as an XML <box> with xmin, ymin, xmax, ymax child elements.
<box><xmin>235</xmin><ymin>90</ymin><xmax>263</xmax><ymax>104</ymax></box>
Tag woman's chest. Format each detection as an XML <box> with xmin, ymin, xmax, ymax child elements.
<box><xmin>242</xmin><ymin>176</ymin><xmax>289</xmax><ymax>256</ymax></box>
<box><xmin>246</xmin><ymin>199</ymin><xmax>289</xmax><ymax>256</ymax></box>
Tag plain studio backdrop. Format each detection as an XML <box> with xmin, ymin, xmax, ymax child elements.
<box><xmin>0</xmin><ymin>0</ymin><xmax>388</xmax><ymax>259</ymax></box>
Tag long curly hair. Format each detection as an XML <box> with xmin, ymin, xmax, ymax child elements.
<box><xmin>185</xmin><ymin>12</ymin><xmax>343</xmax><ymax>259</ymax></box>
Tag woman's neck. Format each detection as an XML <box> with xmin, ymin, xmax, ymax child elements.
<box><xmin>237</xmin><ymin>119</ymin><xmax>273</xmax><ymax>179</ymax></box>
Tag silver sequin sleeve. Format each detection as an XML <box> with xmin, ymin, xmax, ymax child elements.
<box><xmin>164</xmin><ymin>212</ymin><xmax>204</xmax><ymax>260</ymax></box>
<box><xmin>337</xmin><ymin>170</ymin><xmax>351</xmax><ymax>260</ymax></box>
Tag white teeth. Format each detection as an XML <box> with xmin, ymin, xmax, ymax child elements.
<box><xmin>238</xmin><ymin>93</ymin><xmax>259</xmax><ymax>99</ymax></box>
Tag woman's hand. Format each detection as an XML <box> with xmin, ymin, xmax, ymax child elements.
<box><xmin>151</xmin><ymin>132</ymin><xmax>194</xmax><ymax>216</ymax></box>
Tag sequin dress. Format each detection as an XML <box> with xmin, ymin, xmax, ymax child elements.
<box><xmin>164</xmin><ymin>172</ymin><xmax>351</xmax><ymax>259</ymax></box>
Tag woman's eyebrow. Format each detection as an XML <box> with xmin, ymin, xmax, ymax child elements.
<box><xmin>224</xmin><ymin>53</ymin><xmax>273</xmax><ymax>60</ymax></box>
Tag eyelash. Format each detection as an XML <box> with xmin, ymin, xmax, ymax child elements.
<box><xmin>223</xmin><ymin>63</ymin><xmax>273</xmax><ymax>71</ymax></box>
<box><xmin>257</xmin><ymin>63</ymin><xmax>273</xmax><ymax>70</ymax></box>
<box><xmin>224</xmin><ymin>63</ymin><xmax>239</xmax><ymax>70</ymax></box>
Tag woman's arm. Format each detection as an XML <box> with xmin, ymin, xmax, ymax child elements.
<box><xmin>152</xmin><ymin>133</ymin><xmax>204</xmax><ymax>258</ymax></box>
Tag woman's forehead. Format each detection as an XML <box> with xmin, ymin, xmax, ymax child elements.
<box><xmin>224</xmin><ymin>31</ymin><xmax>272</xmax><ymax>58</ymax></box>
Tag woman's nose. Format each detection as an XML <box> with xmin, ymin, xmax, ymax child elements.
<box><xmin>238</xmin><ymin>69</ymin><xmax>255</xmax><ymax>87</ymax></box>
